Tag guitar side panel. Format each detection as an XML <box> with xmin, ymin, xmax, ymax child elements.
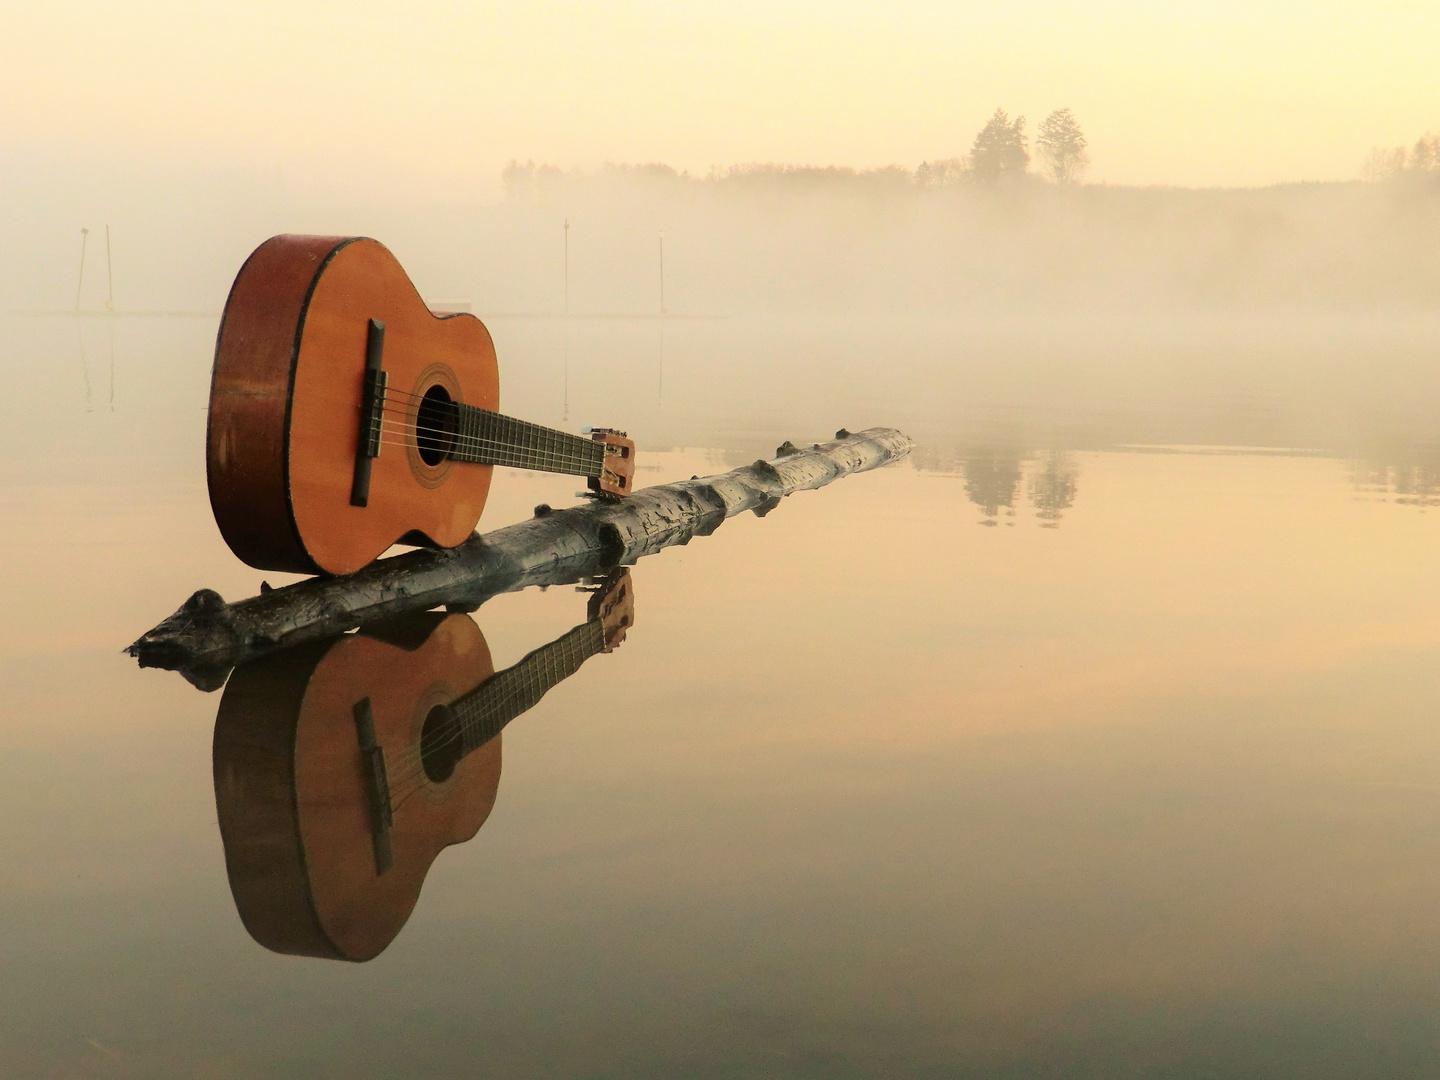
<box><xmin>213</xmin><ymin>638</ymin><xmax>348</xmax><ymax>960</ymax></box>
<box><xmin>207</xmin><ymin>234</ymin><xmax>354</xmax><ymax>574</ymax></box>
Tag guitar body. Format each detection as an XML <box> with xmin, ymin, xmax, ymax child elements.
<box><xmin>207</xmin><ymin>235</ymin><xmax>500</xmax><ymax>575</ymax></box>
<box><xmin>213</xmin><ymin>613</ymin><xmax>499</xmax><ymax>962</ymax></box>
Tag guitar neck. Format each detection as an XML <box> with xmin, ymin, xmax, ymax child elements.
<box><xmin>450</xmin><ymin>404</ymin><xmax>605</xmax><ymax>478</ymax></box>
<box><xmin>450</xmin><ymin>619</ymin><xmax>607</xmax><ymax>757</ymax></box>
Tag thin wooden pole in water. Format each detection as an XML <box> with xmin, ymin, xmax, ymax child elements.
<box><xmin>104</xmin><ymin>225</ymin><xmax>115</xmax><ymax>313</ymax></box>
<box><xmin>658</xmin><ymin>231</ymin><xmax>666</xmax><ymax>315</ymax></box>
<box><xmin>74</xmin><ymin>228</ymin><xmax>89</xmax><ymax>311</ymax></box>
<box><xmin>107</xmin><ymin>320</ymin><xmax>115</xmax><ymax>411</ymax></box>
<box><xmin>78</xmin><ymin>329</ymin><xmax>91</xmax><ymax>410</ymax></box>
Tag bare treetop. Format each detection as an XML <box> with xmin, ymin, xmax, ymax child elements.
<box><xmin>1361</xmin><ymin>132</ymin><xmax>1440</xmax><ymax>182</ymax></box>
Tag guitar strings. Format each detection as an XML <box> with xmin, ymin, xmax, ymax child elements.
<box><xmin>376</xmin><ymin>391</ymin><xmax>608</xmax><ymax>461</ymax></box>
<box><xmin>384</xmin><ymin>689</ymin><xmax>590</xmax><ymax>810</ymax></box>
<box><xmin>375</xmin><ymin>411</ymin><xmax>603</xmax><ymax>457</ymax></box>
<box><xmin>379</xmin><ymin>631</ymin><xmax>598</xmax><ymax>807</ymax></box>
<box><xmin>297</xmin><ymin>387</ymin><xmax>609</xmax><ymax>475</ymax></box>
<box><xmin>288</xmin><ymin>360</ymin><xmax>630</xmax><ymax>472</ymax></box>
<box><xmin>369</xmin><ymin>407</ymin><xmax>601</xmax><ymax>471</ymax></box>
<box><xmin>383</xmin><ymin>686</ymin><xmax>577</xmax><ymax>809</ymax></box>
<box><xmin>373</xmin><ymin>414</ymin><xmax>604</xmax><ymax>475</ymax></box>
<box><xmin>370</xmin><ymin>437</ymin><xmax>600</xmax><ymax>478</ymax></box>
<box><xmin>371</xmin><ymin>434</ymin><xmax>593</xmax><ymax>463</ymax></box>
<box><xmin>371</xmin><ymin>425</ymin><xmax>602</xmax><ymax>475</ymax></box>
<box><xmin>337</xmin><ymin>383</ymin><xmax>613</xmax><ymax>452</ymax></box>
<box><xmin>380</xmin><ymin>650</ymin><xmax>604</xmax><ymax>812</ymax></box>
<box><xmin>290</xmin><ymin>381</ymin><xmax>619</xmax><ymax>478</ymax></box>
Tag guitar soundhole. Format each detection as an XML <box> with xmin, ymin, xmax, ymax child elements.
<box><xmin>419</xmin><ymin>703</ymin><xmax>463</xmax><ymax>783</ymax></box>
<box><xmin>415</xmin><ymin>385</ymin><xmax>457</xmax><ymax>466</ymax></box>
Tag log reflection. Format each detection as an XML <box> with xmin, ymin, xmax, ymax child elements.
<box><xmin>211</xmin><ymin>569</ymin><xmax>635</xmax><ymax>962</ymax></box>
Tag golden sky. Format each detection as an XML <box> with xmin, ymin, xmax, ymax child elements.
<box><xmin>2</xmin><ymin>0</ymin><xmax>1436</xmax><ymax>194</ymax></box>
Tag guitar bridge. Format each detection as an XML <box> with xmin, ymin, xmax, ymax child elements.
<box><xmin>353</xmin><ymin>696</ymin><xmax>394</xmax><ymax>875</ymax></box>
<box><xmin>359</xmin><ymin>369</ymin><xmax>387</xmax><ymax>458</ymax></box>
<box><xmin>350</xmin><ymin>319</ymin><xmax>388</xmax><ymax>508</ymax></box>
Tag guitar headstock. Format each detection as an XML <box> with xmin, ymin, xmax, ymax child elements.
<box><xmin>587</xmin><ymin>428</ymin><xmax>636</xmax><ymax>497</ymax></box>
<box><xmin>586</xmin><ymin>568</ymin><xmax>635</xmax><ymax>652</ymax></box>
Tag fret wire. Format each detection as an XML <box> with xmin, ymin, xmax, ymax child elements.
<box><xmin>365</xmin><ymin>626</ymin><xmax>608</xmax><ymax>806</ymax></box>
<box><xmin>378</xmin><ymin>395</ymin><xmax>604</xmax><ymax>476</ymax></box>
<box><xmin>381</xmin><ymin>418</ymin><xmax>594</xmax><ymax>468</ymax></box>
<box><xmin>437</xmin><ymin>402</ymin><xmax>603</xmax><ymax>477</ymax></box>
<box><xmin>374</xmin><ymin>432</ymin><xmax>600</xmax><ymax>477</ymax></box>
<box><xmin>450</xmin><ymin>621</ymin><xmax>602</xmax><ymax>753</ymax></box>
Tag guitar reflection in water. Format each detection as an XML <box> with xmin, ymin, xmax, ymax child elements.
<box><xmin>212</xmin><ymin>569</ymin><xmax>634</xmax><ymax>962</ymax></box>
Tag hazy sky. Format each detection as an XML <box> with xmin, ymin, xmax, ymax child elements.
<box><xmin>2</xmin><ymin>0</ymin><xmax>1436</xmax><ymax>196</ymax></box>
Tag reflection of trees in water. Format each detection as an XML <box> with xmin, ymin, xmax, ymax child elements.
<box><xmin>963</xmin><ymin>450</ymin><xmax>1023</xmax><ymax>526</ymax></box>
<box><xmin>1351</xmin><ymin>454</ymin><xmax>1440</xmax><ymax>507</ymax></box>
<box><xmin>911</xmin><ymin>447</ymin><xmax>1080</xmax><ymax>528</ymax></box>
<box><xmin>1028</xmin><ymin>451</ymin><xmax>1078</xmax><ymax>528</ymax></box>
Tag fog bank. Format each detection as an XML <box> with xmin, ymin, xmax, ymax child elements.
<box><xmin>4</xmin><ymin>154</ymin><xmax>1438</xmax><ymax>320</ymax></box>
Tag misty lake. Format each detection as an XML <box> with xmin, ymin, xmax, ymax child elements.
<box><xmin>5</xmin><ymin>308</ymin><xmax>1440</xmax><ymax>1078</ymax></box>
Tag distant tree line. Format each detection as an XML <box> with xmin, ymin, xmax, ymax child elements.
<box><xmin>1361</xmin><ymin>131</ymin><xmax>1440</xmax><ymax>182</ymax></box>
<box><xmin>504</xmin><ymin>116</ymin><xmax>1440</xmax><ymax>199</ymax></box>
<box><xmin>504</xmin><ymin>108</ymin><xmax>1092</xmax><ymax>201</ymax></box>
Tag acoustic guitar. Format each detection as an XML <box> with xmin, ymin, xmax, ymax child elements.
<box><xmin>212</xmin><ymin>568</ymin><xmax>634</xmax><ymax>962</ymax></box>
<box><xmin>207</xmin><ymin>234</ymin><xmax>636</xmax><ymax>575</ymax></box>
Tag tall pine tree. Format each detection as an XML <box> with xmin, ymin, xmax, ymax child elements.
<box><xmin>969</xmin><ymin>109</ymin><xmax>1030</xmax><ymax>183</ymax></box>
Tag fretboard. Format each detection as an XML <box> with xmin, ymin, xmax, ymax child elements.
<box><xmin>450</xmin><ymin>619</ymin><xmax>607</xmax><ymax>757</ymax></box>
<box><xmin>449</xmin><ymin>404</ymin><xmax>606</xmax><ymax>478</ymax></box>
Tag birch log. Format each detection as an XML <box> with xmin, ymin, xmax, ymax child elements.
<box><xmin>128</xmin><ymin>427</ymin><xmax>912</xmax><ymax>688</ymax></box>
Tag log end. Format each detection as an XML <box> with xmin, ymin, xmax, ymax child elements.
<box><xmin>125</xmin><ymin>588</ymin><xmax>244</xmax><ymax>691</ymax></box>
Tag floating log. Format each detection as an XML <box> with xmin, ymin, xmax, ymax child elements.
<box><xmin>128</xmin><ymin>427</ymin><xmax>912</xmax><ymax>688</ymax></box>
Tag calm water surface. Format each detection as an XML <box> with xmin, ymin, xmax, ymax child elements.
<box><xmin>4</xmin><ymin>313</ymin><xmax>1440</xmax><ymax>1077</ymax></box>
